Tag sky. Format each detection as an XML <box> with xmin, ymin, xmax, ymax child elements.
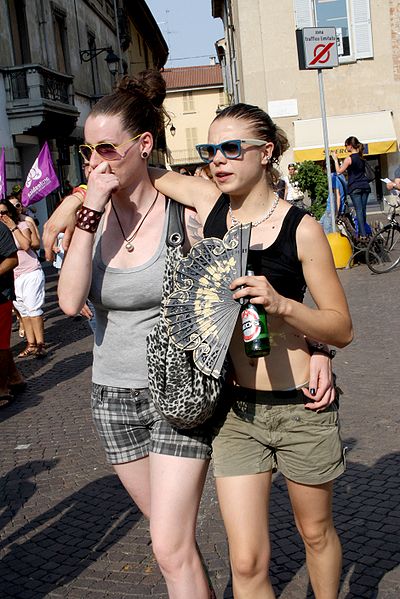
<box><xmin>145</xmin><ymin>0</ymin><xmax>224</xmax><ymax>68</ymax></box>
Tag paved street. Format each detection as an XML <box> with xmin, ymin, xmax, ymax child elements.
<box><xmin>1</xmin><ymin>261</ymin><xmax>400</xmax><ymax>599</ymax></box>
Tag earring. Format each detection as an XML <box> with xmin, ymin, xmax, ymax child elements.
<box><xmin>141</xmin><ymin>151</ymin><xmax>148</xmax><ymax>159</ymax></box>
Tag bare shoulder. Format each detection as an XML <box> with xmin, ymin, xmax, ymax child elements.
<box><xmin>296</xmin><ymin>212</ymin><xmax>332</xmax><ymax>261</ymax></box>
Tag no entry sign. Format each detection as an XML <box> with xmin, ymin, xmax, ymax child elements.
<box><xmin>297</xmin><ymin>27</ymin><xmax>339</xmax><ymax>70</ymax></box>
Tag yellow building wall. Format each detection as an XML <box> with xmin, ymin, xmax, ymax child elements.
<box><xmin>164</xmin><ymin>87</ymin><xmax>224</xmax><ymax>167</ymax></box>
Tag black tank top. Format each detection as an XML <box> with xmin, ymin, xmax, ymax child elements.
<box><xmin>347</xmin><ymin>153</ymin><xmax>370</xmax><ymax>193</ymax></box>
<box><xmin>203</xmin><ymin>194</ymin><xmax>307</xmax><ymax>302</ymax></box>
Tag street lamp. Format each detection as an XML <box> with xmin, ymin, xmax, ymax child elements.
<box><xmin>79</xmin><ymin>46</ymin><xmax>120</xmax><ymax>76</ymax></box>
<box><xmin>170</xmin><ymin>123</ymin><xmax>176</xmax><ymax>136</ymax></box>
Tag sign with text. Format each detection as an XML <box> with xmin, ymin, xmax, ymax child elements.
<box><xmin>298</xmin><ymin>28</ymin><xmax>339</xmax><ymax>70</ymax></box>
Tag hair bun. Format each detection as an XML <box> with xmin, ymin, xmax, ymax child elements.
<box><xmin>117</xmin><ymin>70</ymin><xmax>166</xmax><ymax>108</ymax></box>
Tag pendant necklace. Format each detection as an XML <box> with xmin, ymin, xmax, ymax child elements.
<box><xmin>111</xmin><ymin>191</ymin><xmax>159</xmax><ymax>252</ymax></box>
<box><xmin>229</xmin><ymin>192</ymin><xmax>280</xmax><ymax>228</ymax></box>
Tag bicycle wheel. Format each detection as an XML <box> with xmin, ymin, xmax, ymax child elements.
<box><xmin>366</xmin><ymin>223</ymin><xmax>400</xmax><ymax>274</ymax></box>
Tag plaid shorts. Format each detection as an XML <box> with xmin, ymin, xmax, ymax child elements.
<box><xmin>91</xmin><ymin>383</ymin><xmax>213</xmax><ymax>464</ymax></box>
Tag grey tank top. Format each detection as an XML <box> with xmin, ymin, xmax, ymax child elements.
<box><xmin>89</xmin><ymin>201</ymin><xmax>169</xmax><ymax>388</ymax></box>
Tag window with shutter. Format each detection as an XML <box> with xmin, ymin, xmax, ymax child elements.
<box><xmin>293</xmin><ymin>0</ymin><xmax>373</xmax><ymax>62</ymax></box>
<box><xmin>293</xmin><ymin>0</ymin><xmax>313</xmax><ymax>28</ymax></box>
<box><xmin>186</xmin><ymin>128</ymin><xmax>198</xmax><ymax>155</ymax></box>
<box><xmin>351</xmin><ymin>0</ymin><xmax>373</xmax><ymax>59</ymax></box>
<box><xmin>183</xmin><ymin>91</ymin><xmax>195</xmax><ymax>112</ymax></box>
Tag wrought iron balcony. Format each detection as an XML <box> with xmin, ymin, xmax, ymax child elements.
<box><xmin>0</xmin><ymin>64</ymin><xmax>79</xmax><ymax>136</ymax></box>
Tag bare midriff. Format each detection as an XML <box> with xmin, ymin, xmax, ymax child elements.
<box><xmin>228</xmin><ymin>315</ymin><xmax>310</xmax><ymax>391</ymax></box>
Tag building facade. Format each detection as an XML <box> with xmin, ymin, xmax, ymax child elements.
<box><xmin>212</xmin><ymin>0</ymin><xmax>400</xmax><ymax>198</ymax></box>
<box><xmin>162</xmin><ymin>64</ymin><xmax>227</xmax><ymax>170</ymax></box>
<box><xmin>0</xmin><ymin>0</ymin><xmax>167</xmax><ymax>227</ymax></box>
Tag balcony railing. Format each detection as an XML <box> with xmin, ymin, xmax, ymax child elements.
<box><xmin>1</xmin><ymin>64</ymin><xmax>74</xmax><ymax>105</ymax></box>
<box><xmin>167</xmin><ymin>148</ymin><xmax>201</xmax><ymax>166</ymax></box>
<box><xmin>0</xmin><ymin>64</ymin><xmax>78</xmax><ymax>135</ymax></box>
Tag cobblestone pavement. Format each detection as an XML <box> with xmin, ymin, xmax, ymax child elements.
<box><xmin>1</xmin><ymin>263</ymin><xmax>399</xmax><ymax>599</ymax></box>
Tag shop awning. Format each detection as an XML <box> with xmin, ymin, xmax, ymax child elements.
<box><xmin>293</xmin><ymin>111</ymin><xmax>398</xmax><ymax>161</ymax></box>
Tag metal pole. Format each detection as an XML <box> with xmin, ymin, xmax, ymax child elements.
<box><xmin>318</xmin><ymin>70</ymin><xmax>336</xmax><ymax>232</ymax></box>
<box><xmin>312</xmin><ymin>0</ymin><xmax>336</xmax><ymax>232</ymax></box>
<box><xmin>113</xmin><ymin>0</ymin><xmax>123</xmax><ymax>75</ymax></box>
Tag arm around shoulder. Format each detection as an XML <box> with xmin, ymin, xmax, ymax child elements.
<box><xmin>148</xmin><ymin>167</ymin><xmax>219</xmax><ymax>224</ymax></box>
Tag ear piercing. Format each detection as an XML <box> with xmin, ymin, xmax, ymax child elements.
<box><xmin>142</xmin><ymin>151</ymin><xmax>148</xmax><ymax>159</ymax></box>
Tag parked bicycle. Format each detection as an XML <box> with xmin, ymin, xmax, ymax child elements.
<box><xmin>366</xmin><ymin>196</ymin><xmax>400</xmax><ymax>274</ymax></box>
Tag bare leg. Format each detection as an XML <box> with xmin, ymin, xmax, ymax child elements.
<box><xmin>286</xmin><ymin>479</ymin><xmax>341</xmax><ymax>599</ymax></box>
<box><xmin>21</xmin><ymin>317</ymin><xmax>35</xmax><ymax>345</ymax></box>
<box><xmin>113</xmin><ymin>456</ymin><xmax>151</xmax><ymax>519</ymax></box>
<box><xmin>30</xmin><ymin>315</ymin><xmax>45</xmax><ymax>345</ymax></box>
<box><xmin>149</xmin><ymin>453</ymin><xmax>211</xmax><ymax>599</ymax></box>
<box><xmin>215</xmin><ymin>472</ymin><xmax>276</xmax><ymax>599</ymax></box>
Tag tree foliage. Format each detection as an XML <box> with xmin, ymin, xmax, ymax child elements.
<box><xmin>293</xmin><ymin>161</ymin><xmax>328</xmax><ymax>220</ymax></box>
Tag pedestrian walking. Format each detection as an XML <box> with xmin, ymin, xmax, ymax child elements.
<box><xmin>149</xmin><ymin>102</ymin><xmax>353</xmax><ymax>599</ymax></box>
<box><xmin>0</xmin><ymin>199</ymin><xmax>46</xmax><ymax>358</ymax></box>
<box><xmin>0</xmin><ymin>218</ymin><xmax>26</xmax><ymax>407</ymax></box>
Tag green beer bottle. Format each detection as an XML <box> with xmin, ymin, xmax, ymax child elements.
<box><xmin>240</xmin><ymin>268</ymin><xmax>270</xmax><ymax>358</ymax></box>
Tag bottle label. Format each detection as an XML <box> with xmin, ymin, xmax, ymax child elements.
<box><xmin>241</xmin><ymin>306</ymin><xmax>264</xmax><ymax>343</ymax></box>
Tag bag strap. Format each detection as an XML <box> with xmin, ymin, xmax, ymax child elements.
<box><xmin>166</xmin><ymin>199</ymin><xmax>185</xmax><ymax>248</ymax></box>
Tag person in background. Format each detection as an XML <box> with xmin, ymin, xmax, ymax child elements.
<box><xmin>0</xmin><ymin>199</ymin><xmax>46</xmax><ymax>358</ymax></box>
<box><xmin>11</xmin><ymin>184</ymin><xmax>39</xmax><ymax>225</ymax></box>
<box><xmin>0</xmin><ymin>213</ymin><xmax>26</xmax><ymax>407</ymax></box>
<box><xmin>332</xmin><ymin>136</ymin><xmax>371</xmax><ymax>240</ymax></box>
<box><xmin>194</xmin><ymin>165</ymin><xmax>213</xmax><ymax>180</ymax></box>
<box><xmin>283</xmin><ymin>162</ymin><xmax>304</xmax><ymax>206</ymax></box>
<box><xmin>179</xmin><ymin>167</ymin><xmax>192</xmax><ymax>176</ymax></box>
<box><xmin>385</xmin><ymin>165</ymin><xmax>400</xmax><ymax>194</ymax></box>
<box><xmin>319</xmin><ymin>157</ymin><xmax>347</xmax><ymax>234</ymax></box>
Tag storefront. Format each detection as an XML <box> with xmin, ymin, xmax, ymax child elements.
<box><xmin>293</xmin><ymin>110</ymin><xmax>399</xmax><ymax>202</ymax></box>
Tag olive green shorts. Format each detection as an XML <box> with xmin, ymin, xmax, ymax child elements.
<box><xmin>212</xmin><ymin>385</ymin><xmax>345</xmax><ymax>485</ymax></box>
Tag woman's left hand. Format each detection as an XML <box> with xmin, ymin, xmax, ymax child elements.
<box><xmin>302</xmin><ymin>353</ymin><xmax>335</xmax><ymax>411</ymax></box>
<box><xmin>230</xmin><ymin>274</ymin><xmax>285</xmax><ymax>315</ymax></box>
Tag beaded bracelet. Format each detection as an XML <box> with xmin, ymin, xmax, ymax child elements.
<box><xmin>76</xmin><ymin>206</ymin><xmax>104</xmax><ymax>233</ymax></box>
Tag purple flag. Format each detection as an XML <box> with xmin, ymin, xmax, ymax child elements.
<box><xmin>0</xmin><ymin>148</ymin><xmax>6</xmax><ymax>200</ymax></box>
<box><xmin>21</xmin><ymin>142</ymin><xmax>60</xmax><ymax>207</ymax></box>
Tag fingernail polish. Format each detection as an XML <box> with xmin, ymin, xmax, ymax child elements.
<box><xmin>310</xmin><ymin>388</ymin><xmax>316</xmax><ymax>396</ymax></box>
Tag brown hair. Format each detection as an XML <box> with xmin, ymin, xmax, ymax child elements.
<box><xmin>90</xmin><ymin>70</ymin><xmax>168</xmax><ymax>143</ymax></box>
<box><xmin>0</xmin><ymin>198</ymin><xmax>19</xmax><ymax>222</ymax></box>
<box><xmin>212</xmin><ymin>103</ymin><xmax>289</xmax><ymax>186</ymax></box>
<box><xmin>345</xmin><ymin>136</ymin><xmax>364</xmax><ymax>158</ymax></box>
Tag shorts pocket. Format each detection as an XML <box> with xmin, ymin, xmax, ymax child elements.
<box><xmin>293</xmin><ymin>403</ymin><xmax>339</xmax><ymax>428</ymax></box>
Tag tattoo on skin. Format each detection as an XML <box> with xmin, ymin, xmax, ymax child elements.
<box><xmin>187</xmin><ymin>213</ymin><xmax>204</xmax><ymax>244</ymax></box>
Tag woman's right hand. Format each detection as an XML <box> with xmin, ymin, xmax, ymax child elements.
<box><xmin>84</xmin><ymin>162</ymin><xmax>120</xmax><ymax>212</ymax></box>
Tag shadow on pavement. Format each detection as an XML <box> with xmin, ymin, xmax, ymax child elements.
<box><xmin>222</xmin><ymin>442</ymin><xmax>400</xmax><ymax>598</ymax></box>
<box><xmin>0</xmin><ymin>471</ymin><xmax>143</xmax><ymax>597</ymax></box>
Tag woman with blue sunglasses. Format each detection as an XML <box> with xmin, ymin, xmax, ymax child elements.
<box><xmin>149</xmin><ymin>103</ymin><xmax>353</xmax><ymax>599</ymax></box>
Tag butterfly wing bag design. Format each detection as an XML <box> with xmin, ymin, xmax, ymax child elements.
<box><xmin>147</xmin><ymin>201</ymin><xmax>251</xmax><ymax>429</ymax></box>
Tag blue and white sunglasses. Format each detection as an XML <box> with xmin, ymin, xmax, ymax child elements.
<box><xmin>196</xmin><ymin>139</ymin><xmax>266</xmax><ymax>164</ymax></box>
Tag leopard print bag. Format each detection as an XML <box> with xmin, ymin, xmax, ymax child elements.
<box><xmin>147</xmin><ymin>201</ymin><xmax>224</xmax><ymax>429</ymax></box>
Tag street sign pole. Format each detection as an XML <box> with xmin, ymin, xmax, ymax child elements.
<box><xmin>311</xmin><ymin>0</ymin><xmax>336</xmax><ymax>232</ymax></box>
